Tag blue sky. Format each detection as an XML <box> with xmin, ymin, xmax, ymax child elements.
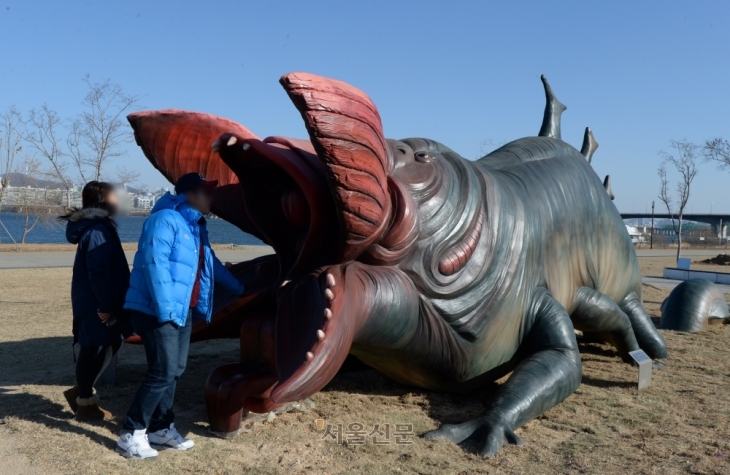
<box><xmin>1</xmin><ymin>1</ymin><xmax>728</xmax><ymax>213</ymax></box>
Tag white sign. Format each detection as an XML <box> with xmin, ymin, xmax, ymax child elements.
<box><xmin>628</xmin><ymin>349</ymin><xmax>652</xmax><ymax>390</ymax></box>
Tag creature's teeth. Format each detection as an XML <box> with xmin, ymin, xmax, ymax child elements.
<box><xmin>227</xmin><ymin>136</ymin><xmax>238</xmax><ymax>146</ymax></box>
<box><xmin>317</xmin><ymin>330</ymin><xmax>325</xmax><ymax>341</ymax></box>
<box><xmin>324</xmin><ymin>308</ymin><xmax>333</xmax><ymax>320</ymax></box>
<box><xmin>326</xmin><ymin>274</ymin><xmax>335</xmax><ymax>287</ymax></box>
<box><xmin>325</xmin><ymin>288</ymin><xmax>335</xmax><ymax>301</ymax></box>
<box><xmin>280</xmin><ymin>280</ymin><xmax>291</xmax><ymax>288</ymax></box>
<box><xmin>211</xmin><ymin>140</ymin><xmax>220</xmax><ymax>152</ymax></box>
<box><xmin>305</xmin><ymin>351</ymin><xmax>314</xmax><ymax>362</ymax></box>
<box><xmin>242</xmin><ymin>143</ymin><xmax>251</xmax><ymax>151</ymax></box>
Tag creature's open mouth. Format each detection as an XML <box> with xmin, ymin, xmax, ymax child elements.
<box><xmin>217</xmin><ymin>135</ymin><xmax>339</xmax><ymax>282</ymax></box>
<box><xmin>126</xmin><ymin>72</ymin><xmax>395</xmax><ymax>433</ymax></box>
<box><xmin>212</xmin><ymin>133</ymin><xmax>349</xmax><ymax>407</ymax></box>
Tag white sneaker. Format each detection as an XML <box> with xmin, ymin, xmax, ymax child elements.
<box><xmin>116</xmin><ymin>430</ymin><xmax>159</xmax><ymax>459</ymax></box>
<box><xmin>148</xmin><ymin>423</ymin><xmax>195</xmax><ymax>451</ymax></box>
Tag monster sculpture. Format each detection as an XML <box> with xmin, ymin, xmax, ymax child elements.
<box><xmin>660</xmin><ymin>279</ymin><xmax>729</xmax><ymax>331</ymax></box>
<box><xmin>127</xmin><ymin>73</ymin><xmax>667</xmax><ymax>457</ymax></box>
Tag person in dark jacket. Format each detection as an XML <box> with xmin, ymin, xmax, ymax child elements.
<box><xmin>116</xmin><ymin>173</ymin><xmax>244</xmax><ymax>459</ymax></box>
<box><xmin>60</xmin><ymin>181</ymin><xmax>130</xmax><ymax>421</ymax></box>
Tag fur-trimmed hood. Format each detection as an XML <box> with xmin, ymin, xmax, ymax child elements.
<box><xmin>62</xmin><ymin>207</ymin><xmax>109</xmax><ymax>222</ymax></box>
<box><xmin>64</xmin><ymin>207</ymin><xmax>113</xmax><ymax>244</ymax></box>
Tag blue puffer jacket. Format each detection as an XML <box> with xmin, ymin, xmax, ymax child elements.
<box><xmin>124</xmin><ymin>193</ymin><xmax>244</xmax><ymax>326</ymax></box>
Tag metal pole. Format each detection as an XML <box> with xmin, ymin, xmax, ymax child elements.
<box><xmin>650</xmin><ymin>201</ymin><xmax>654</xmax><ymax>250</ymax></box>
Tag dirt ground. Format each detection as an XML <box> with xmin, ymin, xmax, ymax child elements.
<box><xmin>1</xmin><ymin>260</ymin><xmax>730</xmax><ymax>474</ymax></box>
<box><xmin>639</xmin><ymin>255</ymin><xmax>730</xmax><ymax>277</ymax></box>
<box><xmin>0</xmin><ymin>243</ymin><xmax>251</xmax><ymax>252</ymax></box>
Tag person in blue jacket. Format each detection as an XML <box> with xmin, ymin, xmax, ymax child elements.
<box><xmin>60</xmin><ymin>181</ymin><xmax>130</xmax><ymax>421</ymax></box>
<box><xmin>116</xmin><ymin>173</ymin><xmax>244</xmax><ymax>459</ymax></box>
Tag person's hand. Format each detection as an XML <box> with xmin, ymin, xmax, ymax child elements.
<box><xmin>98</xmin><ymin>312</ymin><xmax>112</xmax><ymax>323</ymax></box>
<box><xmin>224</xmin><ymin>261</ymin><xmax>234</xmax><ymax>270</ymax></box>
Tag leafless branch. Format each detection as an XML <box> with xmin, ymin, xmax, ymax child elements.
<box><xmin>0</xmin><ymin>106</ymin><xmax>23</xmax><ymax>211</ymax></box>
<box><xmin>66</xmin><ymin>118</ymin><xmax>87</xmax><ymax>183</ymax></box>
<box><xmin>657</xmin><ymin>163</ymin><xmax>676</xmax><ymax>233</ymax></box>
<box><xmin>24</xmin><ymin>105</ymin><xmax>74</xmax><ymax>207</ymax></box>
<box><xmin>703</xmin><ymin>137</ymin><xmax>730</xmax><ymax>170</ymax></box>
<box><xmin>77</xmin><ymin>75</ymin><xmax>141</xmax><ymax>181</ymax></box>
<box><xmin>657</xmin><ymin>139</ymin><xmax>700</xmax><ymax>263</ymax></box>
<box><xmin>115</xmin><ymin>165</ymin><xmax>141</xmax><ymax>185</ymax></box>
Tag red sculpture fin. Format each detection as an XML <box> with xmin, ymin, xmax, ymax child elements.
<box><xmin>280</xmin><ymin>72</ymin><xmax>392</xmax><ymax>261</ymax></box>
<box><xmin>127</xmin><ymin>109</ymin><xmax>258</xmax><ymax>185</ymax></box>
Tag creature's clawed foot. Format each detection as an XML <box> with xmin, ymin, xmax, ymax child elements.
<box><xmin>423</xmin><ymin>415</ymin><xmax>523</xmax><ymax>458</ymax></box>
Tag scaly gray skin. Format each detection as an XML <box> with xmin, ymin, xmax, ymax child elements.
<box><xmin>660</xmin><ymin>279</ymin><xmax>730</xmax><ymax>331</ymax></box>
<box><xmin>320</xmin><ymin>78</ymin><xmax>668</xmax><ymax>457</ymax></box>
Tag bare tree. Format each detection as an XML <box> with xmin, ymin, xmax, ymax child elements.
<box><xmin>0</xmin><ymin>106</ymin><xmax>23</xmax><ymax>214</ymax></box>
<box><xmin>67</xmin><ymin>118</ymin><xmax>88</xmax><ymax>183</ymax></box>
<box><xmin>11</xmin><ymin>157</ymin><xmax>57</xmax><ymax>244</ymax></box>
<box><xmin>703</xmin><ymin>137</ymin><xmax>730</xmax><ymax>170</ymax></box>
<box><xmin>0</xmin><ymin>107</ymin><xmax>23</xmax><ymax>244</ymax></box>
<box><xmin>24</xmin><ymin>105</ymin><xmax>74</xmax><ymax>207</ymax></box>
<box><xmin>476</xmin><ymin>139</ymin><xmax>506</xmax><ymax>159</ymax></box>
<box><xmin>657</xmin><ymin>140</ymin><xmax>700</xmax><ymax>264</ymax></box>
<box><xmin>73</xmin><ymin>75</ymin><xmax>141</xmax><ymax>181</ymax></box>
<box><xmin>657</xmin><ymin>164</ymin><xmax>675</xmax><ymax>230</ymax></box>
<box><xmin>17</xmin><ymin>194</ymin><xmax>47</xmax><ymax>244</ymax></box>
<box><xmin>115</xmin><ymin>165</ymin><xmax>141</xmax><ymax>186</ymax></box>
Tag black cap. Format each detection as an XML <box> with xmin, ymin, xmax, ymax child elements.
<box><xmin>174</xmin><ymin>173</ymin><xmax>218</xmax><ymax>194</ymax></box>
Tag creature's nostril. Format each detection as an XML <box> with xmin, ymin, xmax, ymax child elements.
<box><xmin>415</xmin><ymin>152</ymin><xmax>432</xmax><ymax>163</ymax></box>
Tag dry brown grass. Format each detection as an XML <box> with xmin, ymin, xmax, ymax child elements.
<box><xmin>1</xmin><ymin>260</ymin><xmax>729</xmax><ymax>474</ymax></box>
<box><xmin>0</xmin><ymin>243</ymin><xmax>249</xmax><ymax>253</ymax></box>
<box><xmin>638</xmin><ymin>255</ymin><xmax>730</xmax><ymax>277</ymax></box>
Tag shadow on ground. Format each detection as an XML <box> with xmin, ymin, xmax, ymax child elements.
<box><xmin>0</xmin><ymin>336</ymin><xmax>241</xmax><ymax>450</ymax></box>
<box><xmin>0</xmin><ymin>332</ymin><xmax>644</xmax><ymax>457</ymax></box>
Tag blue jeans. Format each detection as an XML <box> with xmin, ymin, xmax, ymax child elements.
<box><xmin>121</xmin><ymin>309</ymin><xmax>192</xmax><ymax>432</ymax></box>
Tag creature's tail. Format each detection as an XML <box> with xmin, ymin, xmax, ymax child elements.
<box><xmin>660</xmin><ymin>279</ymin><xmax>730</xmax><ymax>332</ymax></box>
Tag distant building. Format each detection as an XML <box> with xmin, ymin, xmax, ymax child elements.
<box><xmin>134</xmin><ymin>196</ymin><xmax>152</xmax><ymax>209</ymax></box>
<box><xmin>625</xmin><ymin>225</ymin><xmax>646</xmax><ymax>245</ymax></box>
<box><xmin>0</xmin><ymin>185</ymin><xmax>81</xmax><ymax>208</ymax></box>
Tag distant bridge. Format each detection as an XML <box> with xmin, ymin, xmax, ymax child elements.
<box><xmin>620</xmin><ymin>213</ymin><xmax>729</xmax><ymax>236</ymax></box>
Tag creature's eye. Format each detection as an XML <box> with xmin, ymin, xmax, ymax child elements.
<box><xmin>397</xmin><ymin>147</ymin><xmax>407</xmax><ymax>155</ymax></box>
<box><xmin>415</xmin><ymin>151</ymin><xmax>432</xmax><ymax>163</ymax></box>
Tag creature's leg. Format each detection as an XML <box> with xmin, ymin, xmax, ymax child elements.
<box><xmin>205</xmin><ymin>315</ymin><xmax>280</xmax><ymax>437</ymax></box>
<box><xmin>424</xmin><ymin>287</ymin><xmax>581</xmax><ymax>458</ymax></box>
<box><xmin>570</xmin><ymin>287</ymin><xmax>640</xmax><ymax>361</ymax></box>
<box><xmin>618</xmin><ymin>292</ymin><xmax>667</xmax><ymax>359</ymax></box>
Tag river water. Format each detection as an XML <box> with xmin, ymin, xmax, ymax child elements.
<box><xmin>0</xmin><ymin>212</ymin><xmax>264</xmax><ymax>245</ymax></box>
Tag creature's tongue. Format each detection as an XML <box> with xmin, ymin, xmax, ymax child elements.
<box><xmin>271</xmin><ymin>268</ymin><xmax>354</xmax><ymax>403</ymax></box>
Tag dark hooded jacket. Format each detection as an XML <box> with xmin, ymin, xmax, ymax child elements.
<box><xmin>64</xmin><ymin>207</ymin><xmax>131</xmax><ymax>346</ymax></box>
